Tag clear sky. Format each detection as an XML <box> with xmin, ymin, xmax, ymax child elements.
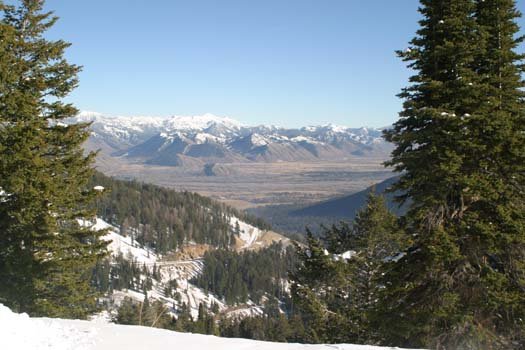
<box><xmin>40</xmin><ymin>0</ymin><xmax>525</xmax><ymax>128</ymax></box>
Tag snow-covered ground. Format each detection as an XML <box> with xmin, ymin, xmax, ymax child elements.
<box><xmin>229</xmin><ymin>215</ymin><xmax>291</xmax><ymax>251</ymax></box>
<box><xmin>1</xmin><ymin>304</ymin><xmax>419</xmax><ymax>350</ymax></box>
<box><xmin>88</xmin><ymin>218</ymin><xmax>224</xmax><ymax>318</ymax></box>
<box><xmin>97</xmin><ymin>218</ymin><xmax>158</xmax><ymax>264</ymax></box>
<box><xmin>86</xmin><ymin>217</ymin><xmax>267</xmax><ymax>319</ymax></box>
<box><xmin>230</xmin><ymin>216</ymin><xmax>262</xmax><ymax>248</ymax></box>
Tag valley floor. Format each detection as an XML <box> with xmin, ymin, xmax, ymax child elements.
<box><xmin>1</xmin><ymin>304</ymin><xmax>421</xmax><ymax>350</ymax></box>
<box><xmin>97</xmin><ymin>159</ymin><xmax>392</xmax><ymax>209</ymax></box>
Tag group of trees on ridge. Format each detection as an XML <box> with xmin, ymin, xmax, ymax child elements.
<box><xmin>192</xmin><ymin>242</ymin><xmax>297</xmax><ymax>305</ymax></box>
<box><xmin>108</xmin><ymin>192</ymin><xmax>407</xmax><ymax>345</ymax></box>
<box><xmin>88</xmin><ymin>171</ymin><xmax>271</xmax><ymax>254</ymax></box>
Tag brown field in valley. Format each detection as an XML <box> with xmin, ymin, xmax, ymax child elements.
<box><xmin>96</xmin><ymin>156</ymin><xmax>393</xmax><ymax>210</ymax></box>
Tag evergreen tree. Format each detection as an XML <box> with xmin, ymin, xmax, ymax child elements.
<box><xmin>0</xmin><ymin>0</ymin><xmax>107</xmax><ymax>317</ymax></box>
<box><xmin>348</xmin><ymin>192</ymin><xmax>404</xmax><ymax>344</ymax></box>
<box><xmin>380</xmin><ymin>0</ymin><xmax>525</xmax><ymax>348</ymax></box>
<box><xmin>291</xmin><ymin>194</ymin><xmax>402</xmax><ymax>345</ymax></box>
<box><xmin>469</xmin><ymin>0</ymin><xmax>525</xmax><ymax>345</ymax></box>
<box><xmin>194</xmin><ymin>302</ymin><xmax>207</xmax><ymax>334</ymax></box>
<box><xmin>290</xmin><ymin>231</ymin><xmax>353</xmax><ymax>343</ymax></box>
<box><xmin>320</xmin><ymin>221</ymin><xmax>353</xmax><ymax>254</ymax></box>
<box><xmin>175</xmin><ymin>302</ymin><xmax>194</xmax><ymax>332</ymax></box>
<box><xmin>115</xmin><ymin>297</ymin><xmax>140</xmax><ymax>325</ymax></box>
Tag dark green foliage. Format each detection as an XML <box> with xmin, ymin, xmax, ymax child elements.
<box><xmin>219</xmin><ymin>309</ymin><xmax>304</xmax><ymax>343</ymax></box>
<box><xmin>380</xmin><ymin>0</ymin><xmax>525</xmax><ymax>348</ymax></box>
<box><xmin>346</xmin><ymin>193</ymin><xmax>405</xmax><ymax>343</ymax></box>
<box><xmin>0</xmin><ymin>0</ymin><xmax>107</xmax><ymax>318</ymax></box>
<box><xmin>290</xmin><ymin>231</ymin><xmax>351</xmax><ymax>343</ymax></box>
<box><xmin>114</xmin><ymin>298</ymin><xmax>218</xmax><ymax>334</ymax></box>
<box><xmin>192</xmin><ymin>243</ymin><xmax>296</xmax><ymax>304</ymax></box>
<box><xmin>193</xmin><ymin>302</ymin><xmax>218</xmax><ymax>335</ymax></box>
<box><xmin>115</xmin><ymin>297</ymin><xmax>174</xmax><ymax>329</ymax></box>
<box><xmin>89</xmin><ymin>171</ymin><xmax>270</xmax><ymax>253</ymax></box>
<box><xmin>115</xmin><ymin>297</ymin><xmax>141</xmax><ymax>325</ymax></box>
<box><xmin>290</xmin><ymin>193</ymin><xmax>402</xmax><ymax>345</ymax></box>
<box><xmin>174</xmin><ymin>302</ymin><xmax>194</xmax><ymax>332</ymax></box>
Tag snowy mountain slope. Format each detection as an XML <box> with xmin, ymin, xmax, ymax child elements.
<box><xmin>229</xmin><ymin>215</ymin><xmax>292</xmax><ymax>250</ymax></box>
<box><xmin>87</xmin><ymin>218</ymin><xmax>226</xmax><ymax>318</ymax></box>
<box><xmin>89</xmin><ymin>216</ymin><xmax>286</xmax><ymax>319</ymax></box>
<box><xmin>96</xmin><ymin>218</ymin><xmax>158</xmax><ymax>264</ymax></box>
<box><xmin>69</xmin><ymin>112</ymin><xmax>390</xmax><ymax>166</ymax></box>
<box><xmin>1</xmin><ymin>304</ymin><xmax>421</xmax><ymax>350</ymax></box>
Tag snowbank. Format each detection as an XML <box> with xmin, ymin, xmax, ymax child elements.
<box><xmin>1</xmin><ymin>304</ymin><xmax>96</xmax><ymax>350</ymax></box>
<box><xmin>0</xmin><ymin>303</ymin><xmax>420</xmax><ymax>350</ymax></box>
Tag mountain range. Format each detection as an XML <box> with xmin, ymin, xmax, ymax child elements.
<box><xmin>72</xmin><ymin>112</ymin><xmax>392</xmax><ymax>169</ymax></box>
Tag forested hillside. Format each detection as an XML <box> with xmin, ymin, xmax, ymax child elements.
<box><xmin>192</xmin><ymin>243</ymin><xmax>296</xmax><ymax>304</ymax></box>
<box><xmin>89</xmin><ymin>172</ymin><xmax>271</xmax><ymax>253</ymax></box>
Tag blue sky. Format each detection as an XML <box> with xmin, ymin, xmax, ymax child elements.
<box><xmin>41</xmin><ymin>0</ymin><xmax>524</xmax><ymax>128</ymax></box>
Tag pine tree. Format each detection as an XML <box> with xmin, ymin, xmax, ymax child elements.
<box><xmin>348</xmin><ymin>192</ymin><xmax>404</xmax><ymax>344</ymax></box>
<box><xmin>0</xmin><ymin>0</ymin><xmax>107</xmax><ymax>318</ymax></box>
<box><xmin>290</xmin><ymin>231</ymin><xmax>355</xmax><ymax>343</ymax></box>
<box><xmin>175</xmin><ymin>302</ymin><xmax>194</xmax><ymax>332</ymax></box>
<box><xmin>379</xmin><ymin>0</ymin><xmax>525</xmax><ymax>348</ymax></box>
<box><xmin>469</xmin><ymin>0</ymin><xmax>525</xmax><ymax>345</ymax></box>
<box><xmin>291</xmin><ymin>193</ymin><xmax>402</xmax><ymax>345</ymax></box>
<box><xmin>115</xmin><ymin>297</ymin><xmax>140</xmax><ymax>325</ymax></box>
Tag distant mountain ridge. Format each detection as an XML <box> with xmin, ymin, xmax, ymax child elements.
<box><xmin>290</xmin><ymin>176</ymin><xmax>406</xmax><ymax>219</ymax></box>
<box><xmin>71</xmin><ymin>111</ymin><xmax>392</xmax><ymax>167</ymax></box>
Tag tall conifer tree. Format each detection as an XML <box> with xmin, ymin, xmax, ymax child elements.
<box><xmin>379</xmin><ymin>0</ymin><xmax>525</xmax><ymax>348</ymax></box>
<box><xmin>471</xmin><ymin>0</ymin><xmax>525</xmax><ymax>345</ymax></box>
<box><xmin>291</xmin><ymin>193</ymin><xmax>402</xmax><ymax>345</ymax></box>
<box><xmin>0</xmin><ymin>0</ymin><xmax>107</xmax><ymax>318</ymax></box>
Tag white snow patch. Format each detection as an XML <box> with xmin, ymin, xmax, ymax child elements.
<box><xmin>0</xmin><ymin>188</ymin><xmax>12</xmax><ymax>203</ymax></box>
<box><xmin>384</xmin><ymin>252</ymin><xmax>406</xmax><ymax>263</ymax></box>
<box><xmin>230</xmin><ymin>217</ymin><xmax>262</xmax><ymax>248</ymax></box>
<box><xmin>1</xmin><ymin>304</ymin><xmax>96</xmax><ymax>350</ymax></box>
<box><xmin>194</xmin><ymin>132</ymin><xmax>220</xmax><ymax>144</ymax></box>
<box><xmin>250</xmin><ymin>133</ymin><xmax>270</xmax><ymax>146</ymax></box>
<box><xmin>102</xmin><ymin>225</ymin><xmax>158</xmax><ymax>265</ymax></box>
<box><xmin>291</xmin><ymin>135</ymin><xmax>322</xmax><ymax>144</ymax></box>
<box><xmin>334</xmin><ymin>250</ymin><xmax>356</xmax><ymax>261</ymax></box>
<box><xmin>0</xmin><ymin>303</ymin><xmax>421</xmax><ymax>350</ymax></box>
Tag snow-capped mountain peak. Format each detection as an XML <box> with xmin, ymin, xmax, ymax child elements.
<box><xmin>163</xmin><ymin>113</ymin><xmax>242</xmax><ymax>131</ymax></box>
<box><xmin>70</xmin><ymin>111</ymin><xmax>390</xmax><ymax>165</ymax></box>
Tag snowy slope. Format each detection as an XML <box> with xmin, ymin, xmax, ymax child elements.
<box><xmin>230</xmin><ymin>216</ymin><xmax>262</xmax><ymax>248</ymax></box>
<box><xmin>229</xmin><ymin>215</ymin><xmax>291</xmax><ymax>250</ymax></box>
<box><xmin>91</xmin><ymin>217</ymin><xmax>280</xmax><ymax>319</ymax></box>
<box><xmin>1</xmin><ymin>304</ymin><xmax>421</xmax><ymax>350</ymax></box>
<box><xmin>87</xmin><ymin>218</ymin><xmax>226</xmax><ymax>319</ymax></box>
<box><xmin>96</xmin><ymin>218</ymin><xmax>158</xmax><ymax>264</ymax></box>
